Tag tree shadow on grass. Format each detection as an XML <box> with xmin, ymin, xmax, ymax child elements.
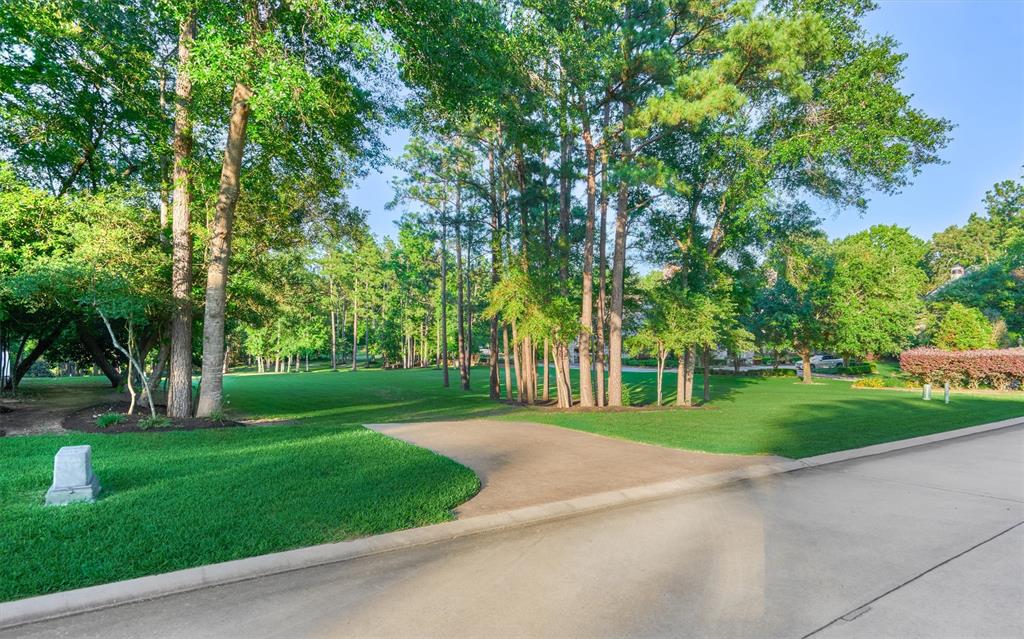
<box><xmin>752</xmin><ymin>391</ymin><xmax>1023</xmax><ymax>458</ymax></box>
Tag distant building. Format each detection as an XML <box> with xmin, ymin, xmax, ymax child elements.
<box><xmin>926</xmin><ymin>264</ymin><xmax>976</xmax><ymax>299</ymax></box>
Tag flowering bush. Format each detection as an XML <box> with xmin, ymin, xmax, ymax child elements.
<box><xmin>852</xmin><ymin>376</ymin><xmax>885</xmax><ymax>388</ymax></box>
<box><xmin>899</xmin><ymin>348</ymin><xmax>1024</xmax><ymax>390</ymax></box>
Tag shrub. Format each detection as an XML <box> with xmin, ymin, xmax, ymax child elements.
<box><xmin>95</xmin><ymin>412</ymin><xmax>125</xmax><ymax>428</ymax></box>
<box><xmin>138</xmin><ymin>415</ymin><xmax>172</xmax><ymax>430</ymax></box>
<box><xmin>26</xmin><ymin>360</ymin><xmax>54</xmax><ymax>377</ymax></box>
<box><xmin>853</xmin><ymin>376</ymin><xmax>918</xmax><ymax>389</ymax></box>
<box><xmin>623</xmin><ymin>357</ymin><xmax>680</xmax><ymax>368</ymax></box>
<box><xmin>933</xmin><ymin>303</ymin><xmax>996</xmax><ymax>350</ymax></box>
<box><xmin>852</xmin><ymin>377</ymin><xmax>885</xmax><ymax>388</ymax></box>
<box><xmin>837</xmin><ymin>363</ymin><xmax>876</xmax><ymax>375</ymax></box>
<box><xmin>739</xmin><ymin>368</ymin><xmax>796</xmax><ymax>378</ymax></box>
<box><xmin>899</xmin><ymin>347</ymin><xmax>1024</xmax><ymax>390</ymax></box>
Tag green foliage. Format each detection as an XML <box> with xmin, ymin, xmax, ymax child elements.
<box><xmin>735</xmin><ymin>368</ymin><xmax>797</xmax><ymax>378</ymax></box>
<box><xmin>0</xmin><ymin>0</ymin><xmax>163</xmax><ymax>193</ymax></box>
<box><xmin>932</xmin><ymin>239</ymin><xmax>1024</xmax><ymax>344</ymax></box>
<box><xmin>927</xmin><ymin>173</ymin><xmax>1023</xmax><ymax>284</ymax></box>
<box><xmin>754</xmin><ymin>233</ymin><xmax>835</xmax><ymax>357</ymax></box>
<box><xmin>829</xmin><ymin>225</ymin><xmax>927</xmax><ymax>357</ymax></box>
<box><xmin>94</xmin><ymin>412</ymin><xmax>125</xmax><ymax>429</ymax></box>
<box><xmin>836</xmin><ymin>363</ymin><xmax>876</xmax><ymax>375</ymax></box>
<box><xmin>137</xmin><ymin>415</ymin><xmax>172</xmax><ymax>430</ymax></box>
<box><xmin>933</xmin><ymin>303</ymin><xmax>996</xmax><ymax>351</ymax></box>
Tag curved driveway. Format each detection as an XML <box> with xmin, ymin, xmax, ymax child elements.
<box><xmin>367</xmin><ymin>419</ymin><xmax>785</xmax><ymax>517</ymax></box>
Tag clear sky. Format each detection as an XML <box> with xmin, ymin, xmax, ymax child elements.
<box><xmin>346</xmin><ymin>0</ymin><xmax>1024</xmax><ymax>242</ymax></box>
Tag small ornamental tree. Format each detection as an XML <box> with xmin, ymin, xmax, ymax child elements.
<box><xmin>933</xmin><ymin>303</ymin><xmax>996</xmax><ymax>350</ymax></box>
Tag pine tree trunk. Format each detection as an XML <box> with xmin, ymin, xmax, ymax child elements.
<box><xmin>578</xmin><ymin>119</ymin><xmax>597</xmax><ymax>407</ymax></box>
<box><xmin>608</xmin><ymin>177</ymin><xmax>629</xmax><ymax>406</ymax></box>
<box><xmin>684</xmin><ymin>347</ymin><xmax>695</xmax><ymax>405</ymax></box>
<box><xmin>703</xmin><ymin>348</ymin><xmax>711</xmax><ymax>403</ymax></box>
<box><xmin>420</xmin><ymin>321</ymin><xmax>427</xmax><ymax>367</ymax></box>
<box><xmin>656</xmin><ymin>348</ymin><xmax>665</xmax><ymax>407</ymax></box>
<box><xmin>673</xmin><ymin>356</ymin><xmax>682</xmax><ymax>406</ymax></box>
<box><xmin>167</xmin><ymin>15</ymin><xmax>195</xmax><ymax>418</ymax></box>
<box><xmin>543</xmin><ymin>337</ymin><xmax>550</xmax><ymax>401</ymax></box>
<box><xmin>559</xmin><ymin>342</ymin><xmax>573</xmax><ymax>408</ymax></box>
<box><xmin>329</xmin><ymin>279</ymin><xmax>337</xmax><ymax>370</ymax></box>
<box><xmin>465</xmin><ymin>237</ymin><xmax>474</xmax><ymax>385</ymax></box>
<box><xmin>511</xmin><ymin>322</ymin><xmax>523</xmax><ymax>403</ymax></box>
<box><xmin>196</xmin><ymin>83</ymin><xmax>252</xmax><ymax>418</ymax></box>
<box><xmin>487</xmin><ymin>142</ymin><xmax>500</xmax><ymax>400</ymax></box>
<box><xmin>351</xmin><ymin>289</ymin><xmax>358</xmax><ymax>371</ymax></box>
<box><xmin>440</xmin><ymin>210</ymin><xmax>450</xmax><ymax>387</ymax></box>
<box><xmin>595</xmin><ymin>105</ymin><xmax>610</xmax><ymax>408</ymax></box>
<box><xmin>608</xmin><ymin>98</ymin><xmax>632</xmax><ymax>407</ymax></box>
<box><xmin>455</xmin><ymin>205</ymin><xmax>469</xmax><ymax>391</ymax></box>
<box><xmin>502</xmin><ymin>325</ymin><xmax>513</xmax><ymax>401</ymax></box>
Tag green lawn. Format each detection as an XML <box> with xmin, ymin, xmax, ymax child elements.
<box><xmin>3</xmin><ymin>365</ymin><xmax>1021</xmax><ymax>602</ymax></box>
<box><xmin>504</xmin><ymin>369</ymin><xmax>1023</xmax><ymax>458</ymax></box>
<box><xmin>1</xmin><ymin>368</ymin><xmax>494</xmax><ymax>602</ymax></box>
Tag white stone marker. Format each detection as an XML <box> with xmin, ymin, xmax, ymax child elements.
<box><xmin>45</xmin><ymin>445</ymin><xmax>101</xmax><ymax>505</ymax></box>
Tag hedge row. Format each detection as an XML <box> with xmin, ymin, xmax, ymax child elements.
<box><xmin>836</xmin><ymin>363</ymin><xmax>876</xmax><ymax>375</ymax></box>
<box><xmin>899</xmin><ymin>348</ymin><xmax>1024</xmax><ymax>390</ymax></box>
<box><xmin>738</xmin><ymin>368</ymin><xmax>796</xmax><ymax>378</ymax></box>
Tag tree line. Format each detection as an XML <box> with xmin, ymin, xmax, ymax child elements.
<box><xmin>10</xmin><ymin>0</ymin><xmax>1020</xmax><ymax>415</ymax></box>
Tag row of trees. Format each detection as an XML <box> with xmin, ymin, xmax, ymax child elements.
<box><xmin>0</xmin><ymin>0</ymin><xmax>494</xmax><ymax>413</ymax></box>
<box><xmin>17</xmin><ymin>0</ymin><xmax>1018</xmax><ymax>412</ymax></box>
<box><xmin>376</xmin><ymin>0</ymin><xmax>948</xmax><ymax>406</ymax></box>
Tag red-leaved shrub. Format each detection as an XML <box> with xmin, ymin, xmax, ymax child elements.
<box><xmin>899</xmin><ymin>348</ymin><xmax>1024</xmax><ymax>390</ymax></box>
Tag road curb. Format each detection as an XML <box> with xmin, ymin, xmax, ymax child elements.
<box><xmin>2</xmin><ymin>416</ymin><xmax>1021</xmax><ymax>630</ymax></box>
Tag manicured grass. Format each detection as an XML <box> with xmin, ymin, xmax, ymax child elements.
<box><xmin>503</xmin><ymin>369</ymin><xmax>1023</xmax><ymax>458</ymax></box>
<box><xmin>4</xmin><ymin>365</ymin><xmax>1021</xmax><ymax>601</ymax></box>
<box><xmin>1</xmin><ymin>368</ymin><xmax>495</xmax><ymax>602</ymax></box>
<box><xmin>872</xmin><ymin>360</ymin><xmax>903</xmax><ymax>378</ymax></box>
<box><xmin>220</xmin><ymin>366</ymin><xmax>505</xmax><ymax>426</ymax></box>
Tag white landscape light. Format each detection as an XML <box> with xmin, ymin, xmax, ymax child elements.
<box><xmin>922</xmin><ymin>383</ymin><xmax>932</xmax><ymax>400</ymax></box>
<box><xmin>45</xmin><ymin>445</ymin><xmax>101</xmax><ymax>505</ymax></box>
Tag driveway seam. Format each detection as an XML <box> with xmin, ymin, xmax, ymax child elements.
<box><xmin>800</xmin><ymin>520</ymin><xmax>1024</xmax><ymax>639</ymax></box>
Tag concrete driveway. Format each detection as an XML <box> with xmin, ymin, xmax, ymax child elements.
<box><xmin>367</xmin><ymin>419</ymin><xmax>785</xmax><ymax>516</ymax></box>
<box><xmin>7</xmin><ymin>424</ymin><xmax>1021</xmax><ymax>639</ymax></box>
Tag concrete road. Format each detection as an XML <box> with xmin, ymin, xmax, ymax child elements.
<box><xmin>5</xmin><ymin>426</ymin><xmax>1022</xmax><ymax>639</ymax></box>
<box><xmin>368</xmin><ymin>420</ymin><xmax>785</xmax><ymax>516</ymax></box>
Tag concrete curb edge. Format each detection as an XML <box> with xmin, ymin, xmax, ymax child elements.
<box><xmin>2</xmin><ymin>415</ymin><xmax>1021</xmax><ymax>630</ymax></box>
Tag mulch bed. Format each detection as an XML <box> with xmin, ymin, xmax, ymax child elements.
<box><xmin>63</xmin><ymin>401</ymin><xmax>247</xmax><ymax>434</ymax></box>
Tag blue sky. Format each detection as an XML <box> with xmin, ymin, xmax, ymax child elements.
<box><xmin>347</xmin><ymin>0</ymin><xmax>1024</xmax><ymax>242</ymax></box>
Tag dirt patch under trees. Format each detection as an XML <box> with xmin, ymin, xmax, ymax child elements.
<box><xmin>62</xmin><ymin>402</ymin><xmax>247</xmax><ymax>434</ymax></box>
